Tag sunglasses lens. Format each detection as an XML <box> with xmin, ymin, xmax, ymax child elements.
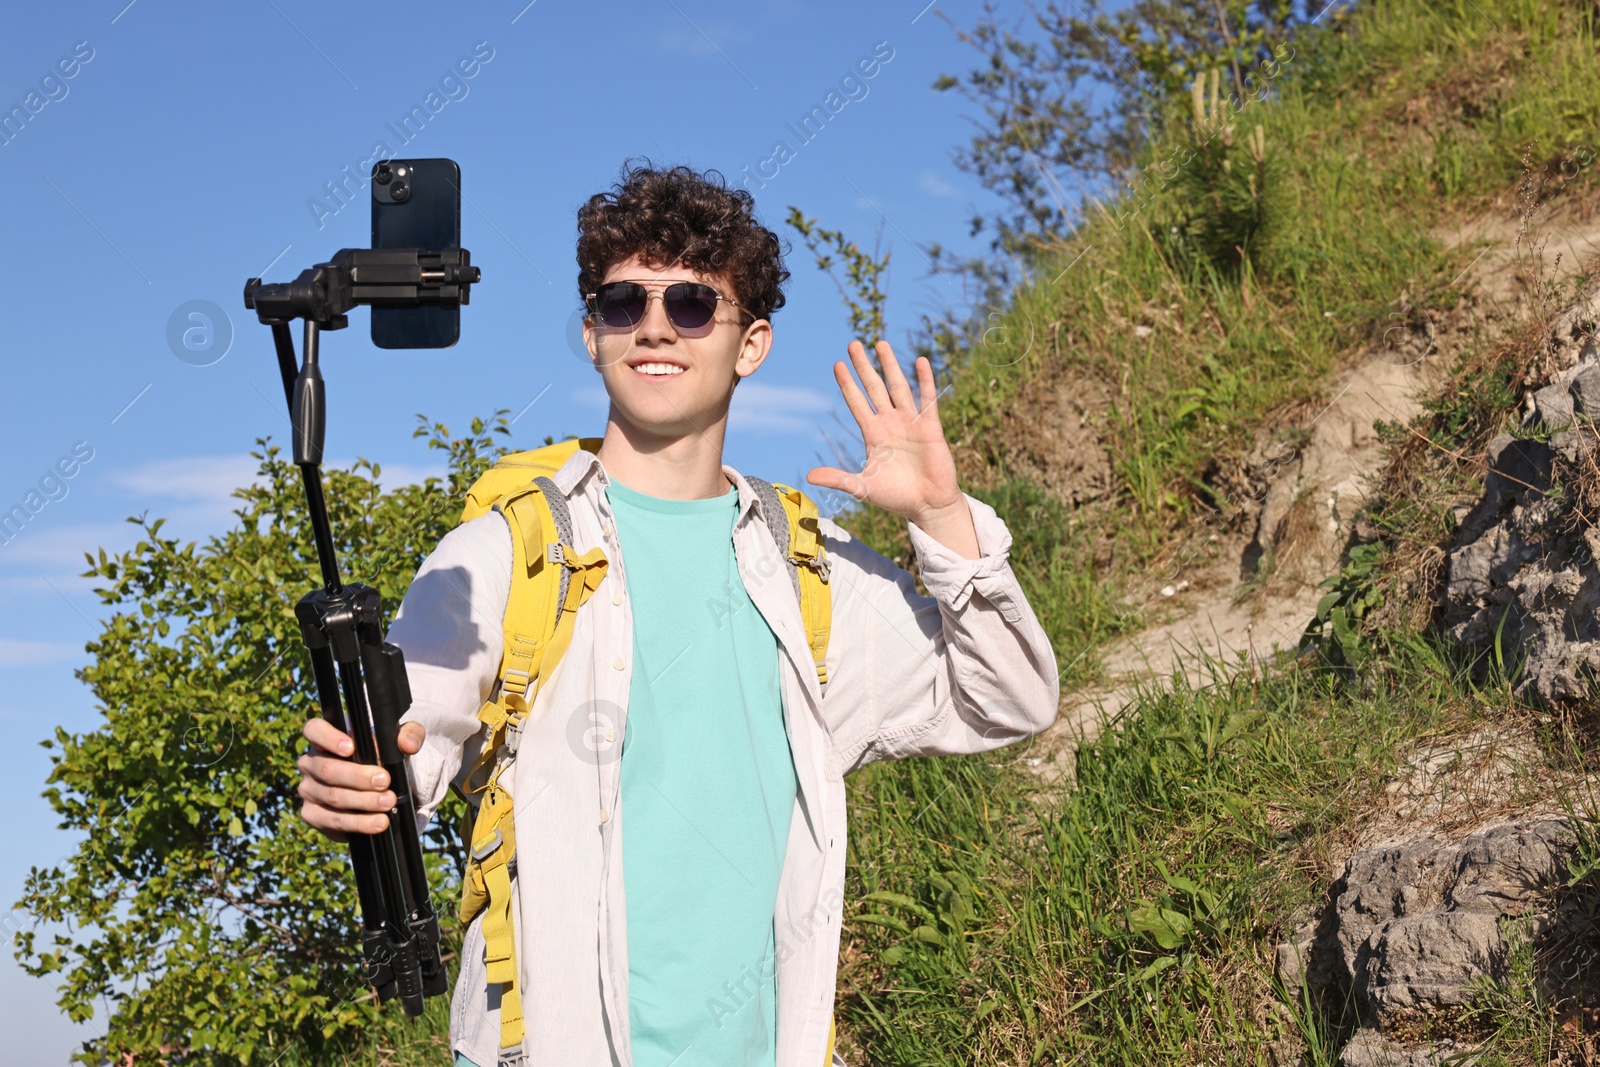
<box><xmin>664</xmin><ymin>283</ymin><xmax>718</xmax><ymax>329</ymax></box>
<box><xmin>593</xmin><ymin>283</ymin><xmax>646</xmax><ymax>327</ymax></box>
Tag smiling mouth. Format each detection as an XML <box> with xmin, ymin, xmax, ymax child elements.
<box><xmin>630</xmin><ymin>361</ymin><xmax>686</xmax><ymax>378</ymax></box>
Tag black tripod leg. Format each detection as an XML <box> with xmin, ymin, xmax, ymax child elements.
<box><xmin>361</xmin><ymin>635</ymin><xmax>447</xmax><ymax>997</ymax></box>
<box><xmin>335</xmin><ymin>650</ymin><xmax>425</xmax><ymax>1013</ymax></box>
<box><xmin>302</xmin><ymin>623</ymin><xmax>398</xmax><ymax>1000</ymax></box>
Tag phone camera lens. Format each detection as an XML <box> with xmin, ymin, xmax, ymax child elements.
<box><xmin>374</xmin><ymin>163</ymin><xmax>392</xmax><ymax>185</ymax></box>
<box><xmin>390</xmin><ymin>181</ymin><xmax>410</xmax><ymax>202</ymax></box>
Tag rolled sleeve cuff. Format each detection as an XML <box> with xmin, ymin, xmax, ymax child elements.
<box><xmin>907</xmin><ymin>493</ymin><xmax>1021</xmax><ymax>618</ymax></box>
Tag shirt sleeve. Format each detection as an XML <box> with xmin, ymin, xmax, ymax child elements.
<box><xmin>820</xmin><ymin>492</ymin><xmax>1059</xmax><ymax>772</ymax></box>
<box><xmin>387</xmin><ymin>511</ymin><xmax>512</xmax><ymax>829</ymax></box>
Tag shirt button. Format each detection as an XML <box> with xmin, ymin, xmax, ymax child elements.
<box><xmin>602</xmin><ymin>521</ymin><xmax>614</xmax><ymax>537</ymax></box>
<box><xmin>612</xmin><ymin>656</ymin><xmax>626</xmax><ymax>671</ymax></box>
<box><xmin>605</xmin><ymin>728</ymin><xmax>616</xmax><ymax>742</ymax></box>
<box><xmin>598</xmin><ymin>808</ymin><xmax>610</xmax><ymax>824</ymax></box>
<box><xmin>612</xmin><ymin>587</ymin><xmax>624</xmax><ymax>605</ymax></box>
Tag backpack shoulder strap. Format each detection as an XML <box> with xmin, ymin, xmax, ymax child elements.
<box><xmin>746</xmin><ymin>476</ymin><xmax>833</xmax><ymax>688</ymax></box>
<box><xmin>460</xmin><ymin>436</ymin><xmax>604</xmax><ymax>524</ymax></box>
<box><xmin>456</xmin><ymin>471</ymin><xmax>607</xmax><ymax>1066</ymax></box>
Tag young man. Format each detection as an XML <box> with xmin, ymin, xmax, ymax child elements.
<box><xmin>296</xmin><ymin>164</ymin><xmax>1058</xmax><ymax>1067</ymax></box>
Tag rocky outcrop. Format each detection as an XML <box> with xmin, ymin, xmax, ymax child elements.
<box><xmin>1276</xmin><ymin>819</ymin><xmax>1578</xmax><ymax>1066</ymax></box>
<box><xmin>1445</xmin><ymin>284</ymin><xmax>1600</xmax><ymax>705</ymax></box>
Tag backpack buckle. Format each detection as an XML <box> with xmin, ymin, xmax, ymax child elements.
<box><xmin>501</xmin><ymin>668</ymin><xmax>531</xmax><ymax>697</ymax></box>
<box><xmin>795</xmin><ymin>551</ymin><xmax>831</xmax><ymax>583</ymax></box>
<box><xmin>546</xmin><ymin>542</ymin><xmax>566</xmax><ymax>567</ymax></box>
<box><xmin>470</xmin><ymin>827</ymin><xmax>503</xmax><ymax>862</ymax></box>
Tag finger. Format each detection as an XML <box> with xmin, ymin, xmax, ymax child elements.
<box><xmin>913</xmin><ymin>356</ymin><xmax>944</xmax><ymax>424</ymax></box>
<box><xmin>876</xmin><ymin>341</ymin><xmax>915</xmax><ymax>410</ymax></box>
<box><xmin>847</xmin><ymin>340</ymin><xmax>893</xmax><ymax>413</ymax></box>
<box><xmin>298</xmin><ymin>805</ymin><xmax>351</xmax><ymax>844</ymax></box>
<box><xmin>398</xmin><ymin>721</ymin><xmax>426</xmax><ymax>755</ymax></box>
<box><xmin>299</xmin><ymin>776</ymin><xmax>398</xmax><ymax>814</ymax></box>
<box><xmin>304</xmin><ymin>717</ymin><xmax>354</xmax><ymax>757</ymax></box>
<box><xmin>304</xmin><ymin>803</ymin><xmax>390</xmax><ymax>837</ymax></box>
<box><xmin>300</xmin><ymin>751</ymin><xmax>392</xmax><ymax>792</ymax></box>
<box><xmin>806</xmin><ymin>466</ymin><xmax>866</xmax><ymax>498</ymax></box>
<box><xmin>833</xmin><ymin>359</ymin><xmax>876</xmax><ymax>431</ymax></box>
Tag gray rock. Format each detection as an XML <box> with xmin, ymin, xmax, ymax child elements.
<box><xmin>1449</xmin><ymin>820</ymin><xmax>1576</xmax><ymax>916</ymax></box>
<box><xmin>1570</xmin><ymin>364</ymin><xmax>1600</xmax><ymax>416</ymax></box>
<box><xmin>1359</xmin><ymin>910</ymin><xmax>1505</xmax><ymax>1019</ymax></box>
<box><xmin>1275</xmin><ymin>919</ymin><xmax>1322</xmax><ymax>994</ymax></box>
<box><xmin>1530</xmin><ymin>380</ymin><xmax>1575</xmax><ymax>431</ymax></box>
<box><xmin>1443</xmin><ymin>285</ymin><xmax>1600</xmax><ymax>705</ymax></box>
<box><xmin>1294</xmin><ymin>819</ymin><xmax>1578</xmax><ymax>1063</ymax></box>
<box><xmin>1333</xmin><ymin>836</ymin><xmax>1458</xmax><ymax>978</ymax></box>
<box><xmin>1339</xmin><ymin>1030</ymin><xmax>1477</xmax><ymax>1067</ymax></box>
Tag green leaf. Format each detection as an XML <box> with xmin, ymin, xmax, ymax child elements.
<box><xmin>851</xmin><ymin>912</ymin><xmax>911</xmax><ymax>935</ymax></box>
<box><xmin>1135</xmin><ymin>955</ymin><xmax>1180</xmax><ymax>981</ymax></box>
<box><xmin>1126</xmin><ymin>904</ymin><xmax>1193</xmax><ymax>950</ymax></box>
<box><xmin>864</xmin><ymin>890</ymin><xmax>936</xmax><ymax>924</ymax></box>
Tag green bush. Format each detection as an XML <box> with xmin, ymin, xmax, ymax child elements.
<box><xmin>13</xmin><ymin>417</ymin><xmax>508</xmax><ymax>1066</ymax></box>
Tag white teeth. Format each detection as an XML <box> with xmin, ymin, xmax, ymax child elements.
<box><xmin>633</xmin><ymin>362</ymin><xmax>685</xmax><ymax>375</ymax></box>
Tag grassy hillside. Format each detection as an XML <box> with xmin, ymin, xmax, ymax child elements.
<box><xmin>832</xmin><ymin>0</ymin><xmax>1600</xmax><ymax>1063</ymax></box>
<box><xmin>850</xmin><ymin>0</ymin><xmax>1600</xmax><ymax>688</ymax></box>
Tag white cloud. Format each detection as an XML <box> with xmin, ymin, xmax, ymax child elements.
<box><xmin>0</xmin><ymin>521</ymin><xmax>141</xmax><ymax>568</ymax></box>
<box><xmin>0</xmin><ymin>638</ymin><xmax>83</xmax><ymax>666</ymax></box>
<box><xmin>730</xmin><ymin>382</ymin><xmax>835</xmax><ymax>435</ymax></box>
<box><xmin>919</xmin><ymin>170</ymin><xmax>958</xmax><ymax>198</ymax></box>
<box><xmin>109</xmin><ymin>454</ymin><xmax>446</xmax><ymax>505</ymax></box>
<box><xmin>110</xmin><ymin>455</ymin><xmax>261</xmax><ymax>504</ymax></box>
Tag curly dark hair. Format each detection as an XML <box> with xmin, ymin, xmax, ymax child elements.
<box><xmin>576</xmin><ymin>162</ymin><xmax>788</xmax><ymax>322</ymax></box>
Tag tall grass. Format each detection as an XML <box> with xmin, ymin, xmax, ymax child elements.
<box><xmin>834</xmin><ymin>634</ymin><xmax>1578</xmax><ymax>1064</ymax></box>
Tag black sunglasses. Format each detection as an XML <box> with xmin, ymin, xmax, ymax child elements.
<box><xmin>584</xmin><ymin>280</ymin><xmax>751</xmax><ymax>331</ymax></box>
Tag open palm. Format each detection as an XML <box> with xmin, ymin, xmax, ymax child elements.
<box><xmin>807</xmin><ymin>340</ymin><xmax>962</xmax><ymax>524</ymax></box>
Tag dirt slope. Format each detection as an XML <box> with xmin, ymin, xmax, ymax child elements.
<box><xmin>1027</xmin><ymin>200</ymin><xmax>1600</xmax><ymax>784</ymax></box>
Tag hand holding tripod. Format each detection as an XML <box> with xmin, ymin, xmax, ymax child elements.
<box><xmin>243</xmin><ymin>245</ymin><xmax>480</xmax><ymax>1015</ymax></box>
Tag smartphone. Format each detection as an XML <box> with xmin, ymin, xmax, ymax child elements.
<box><xmin>371</xmin><ymin>158</ymin><xmax>462</xmax><ymax>349</ymax></box>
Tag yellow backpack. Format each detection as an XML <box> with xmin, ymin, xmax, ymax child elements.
<box><xmin>450</xmin><ymin>437</ymin><xmax>834</xmax><ymax>1065</ymax></box>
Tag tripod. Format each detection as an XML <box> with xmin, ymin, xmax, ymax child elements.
<box><xmin>243</xmin><ymin>246</ymin><xmax>480</xmax><ymax>1015</ymax></box>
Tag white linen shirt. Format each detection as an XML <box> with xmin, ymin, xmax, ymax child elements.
<box><xmin>390</xmin><ymin>448</ymin><xmax>1059</xmax><ymax>1067</ymax></box>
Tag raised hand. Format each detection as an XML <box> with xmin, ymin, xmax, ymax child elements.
<box><xmin>807</xmin><ymin>339</ymin><xmax>980</xmax><ymax>559</ymax></box>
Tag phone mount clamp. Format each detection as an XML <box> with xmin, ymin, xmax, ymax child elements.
<box><xmin>242</xmin><ymin>247</ymin><xmax>480</xmax><ymax>1016</ymax></box>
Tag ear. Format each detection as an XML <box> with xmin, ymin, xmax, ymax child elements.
<box><xmin>581</xmin><ymin>314</ymin><xmax>601</xmax><ymax>370</ymax></box>
<box><xmin>733</xmin><ymin>318</ymin><xmax>773</xmax><ymax>381</ymax></box>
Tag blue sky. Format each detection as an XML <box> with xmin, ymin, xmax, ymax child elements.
<box><xmin>0</xmin><ymin>1</ymin><xmax>1029</xmax><ymax>1059</ymax></box>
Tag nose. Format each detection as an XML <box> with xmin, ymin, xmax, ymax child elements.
<box><xmin>632</xmin><ymin>290</ymin><xmax>677</xmax><ymax>345</ymax></box>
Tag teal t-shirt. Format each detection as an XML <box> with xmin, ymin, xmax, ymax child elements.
<box><xmin>606</xmin><ymin>477</ymin><xmax>797</xmax><ymax>1067</ymax></box>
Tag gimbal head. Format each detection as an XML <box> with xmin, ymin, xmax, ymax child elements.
<box><xmin>244</xmin><ymin>246</ymin><xmax>479</xmax><ymax>331</ymax></box>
